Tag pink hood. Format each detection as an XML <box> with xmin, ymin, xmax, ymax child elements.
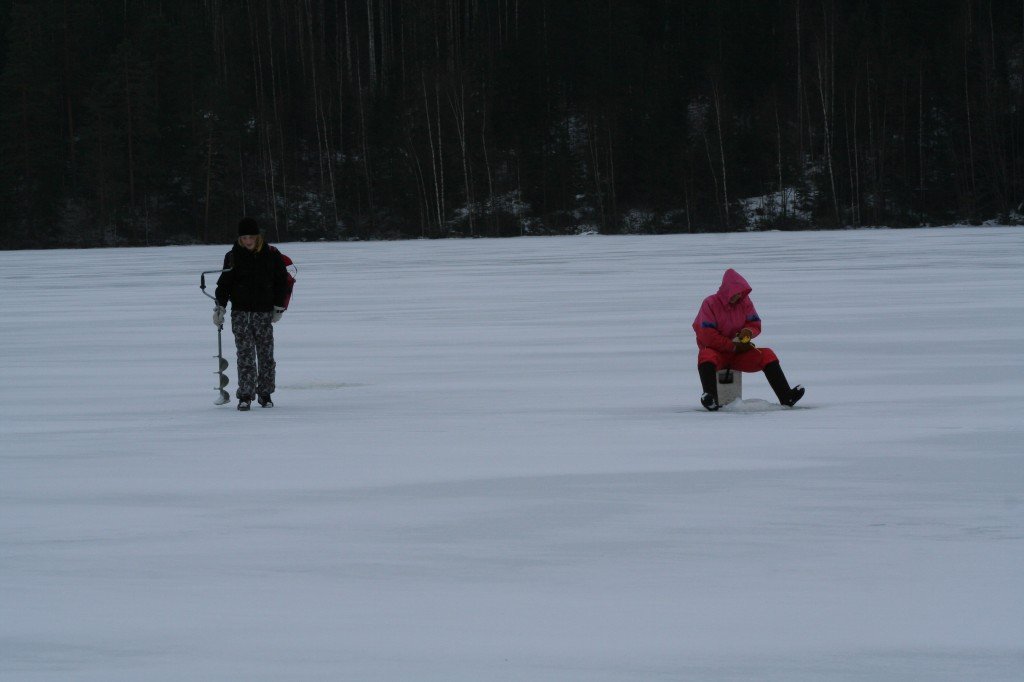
<box><xmin>715</xmin><ymin>268</ymin><xmax>752</xmax><ymax>306</ymax></box>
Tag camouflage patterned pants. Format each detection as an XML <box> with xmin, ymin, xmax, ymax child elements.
<box><xmin>231</xmin><ymin>311</ymin><xmax>276</xmax><ymax>399</ymax></box>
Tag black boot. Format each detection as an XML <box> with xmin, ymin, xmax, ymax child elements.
<box><xmin>763</xmin><ymin>361</ymin><xmax>805</xmax><ymax>407</ymax></box>
<box><xmin>698</xmin><ymin>362</ymin><xmax>721</xmax><ymax>411</ymax></box>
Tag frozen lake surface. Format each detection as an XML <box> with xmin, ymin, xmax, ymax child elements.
<box><xmin>2</xmin><ymin>226</ymin><xmax>1022</xmax><ymax>680</ymax></box>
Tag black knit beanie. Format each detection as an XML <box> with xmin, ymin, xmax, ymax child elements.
<box><xmin>238</xmin><ymin>217</ymin><xmax>260</xmax><ymax>236</ymax></box>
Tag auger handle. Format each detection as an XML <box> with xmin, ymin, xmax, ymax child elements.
<box><xmin>200</xmin><ymin>267</ymin><xmax>232</xmax><ymax>301</ymax></box>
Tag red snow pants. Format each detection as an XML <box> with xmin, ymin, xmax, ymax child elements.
<box><xmin>698</xmin><ymin>346</ymin><xmax>779</xmax><ymax>372</ymax></box>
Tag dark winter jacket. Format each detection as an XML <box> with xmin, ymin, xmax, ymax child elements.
<box><xmin>215</xmin><ymin>241</ymin><xmax>289</xmax><ymax>312</ymax></box>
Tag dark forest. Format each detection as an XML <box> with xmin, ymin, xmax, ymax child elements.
<box><xmin>2</xmin><ymin>0</ymin><xmax>1023</xmax><ymax>248</ymax></box>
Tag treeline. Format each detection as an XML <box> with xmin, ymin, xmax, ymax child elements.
<box><xmin>2</xmin><ymin>0</ymin><xmax>1023</xmax><ymax>248</ymax></box>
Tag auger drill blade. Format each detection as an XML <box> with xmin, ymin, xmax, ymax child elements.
<box><xmin>214</xmin><ymin>389</ymin><xmax>231</xmax><ymax>405</ymax></box>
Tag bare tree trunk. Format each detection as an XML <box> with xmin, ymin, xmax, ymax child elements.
<box><xmin>588</xmin><ymin>116</ymin><xmax>606</xmax><ymax>231</ymax></box>
<box><xmin>681</xmin><ymin>172</ymin><xmax>692</xmax><ymax>233</ymax></box>
<box><xmin>711</xmin><ymin>82</ymin><xmax>730</xmax><ymax>228</ymax></box>
<box><xmin>264</xmin><ymin>123</ymin><xmax>278</xmax><ymax>229</ymax></box>
<box><xmin>124</xmin><ymin>52</ymin><xmax>135</xmax><ymax>209</ymax></box>
<box><xmin>366</xmin><ymin>0</ymin><xmax>378</xmax><ymax>88</ymax></box>
<box><xmin>435</xmin><ymin>79</ymin><xmax>446</xmax><ymax>230</ymax></box>
<box><xmin>918</xmin><ymin>65</ymin><xmax>926</xmax><ymax>223</ymax></box>
<box><xmin>480</xmin><ymin>101</ymin><xmax>496</xmax><ymax>235</ymax></box>
<box><xmin>62</xmin><ymin>0</ymin><xmax>76</xmax><ymax>174</ymax></box>
<box><xmin>357</xmin><ymin>58</ymin><xmax>376</xmax><ymax>233</ymax></box>
<box><xmin>270</xmin><ymin>1</ymin><xmax>286</xmax><ymax>242</ymax></box>
<box><xmin>423</xmin><ymin>85</ymin><xmax>442</xmax><ymax>234</ymax></box>
<box><xmin>305</xmin><ymin>0</ymin><xmax>328</xmax><ymax>233</ymax></box>
<box><xmin>606</xmin><ymin>123</ymin><xmax>617</xmax><ymax>219</ymax></box>
<box><xmin>964</xmin><ymin>5</ymin><xmax>978</xmax><ymax>216</ymax></box>
<box><xmin>339</xmin><ymin>0</ymin><xmax>353</xmax><ymax>231</ymax></box>
<box><xmin>96</xmin><ymin>127</ymin><xmax>108</xmax><ymax>242</ymax></box>
<box><xmin>324</xmin><ymin>106</ymin><xmax>340</xmax><ymax>234</ymax></box>
<box><xmin>239</xmin><ymin>146</ymin><xmax>246</xmax><ymax>215</ymax></box>
<box><xmin>422</xmin><ymin>73</ymin><xmax>440</xmax><ymax>234</ymax></box>
<box><xmin>405</xmin><ymin>138</ymin><xmax>430</xmax><ymax>237</ymax></box>
<box><xmin>448</xmin><ymin>80</ymin><xmax>475</xmax><ymax>235</ymax></box>
<box><xmin>247</xmin><ymin>0</ymin><xmax>276</xmax><ymax>232</ymax></box>
<box><xmin>204</xmin><ymin>130</ymin><xmax>213</xmax><ymax>241</ymax></box>
<box><xmin>379</xmin><ymin>0</ymin><xmax>392</xmax><ymax>92</ymax></box>
<box><xmin>848</xmin><ymin>84</ymin><xmax>861</xmax><ymax>226</ymax></box>
<box><xmin>796</xmin><ymin>0</ymin><xmax>804</xmax><ymax>166</ymax></box>
<box><xmin>775</xmin><ymin>97</ymin><xmax>786</xmax><ymax>221</ymax></box>
<box><xmin>815</xmin><ymin>45</ymin><xmax>840</xmax><ymax>225</ymax></box>
<box><xmin>418</xmin><ymin>73</ymin><xmax>447</xmax><ymax>233</ymax></box>
<box><xmin>701</xmin><ymin>129</ymin><xmax>722</xmax><ymax>227</ymax></box>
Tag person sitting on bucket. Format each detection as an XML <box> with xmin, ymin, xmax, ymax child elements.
<box><xmin>213</xmin><ymin>217</ymin><xmax>289</xmax><ymax>411</ymax></box>
<box><xmin>693</xmin><ymin>268</ymin><xmax>804</xmax><ymax>411</ymax></box>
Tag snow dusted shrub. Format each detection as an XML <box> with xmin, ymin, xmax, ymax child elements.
<box><xmin>621</xmin><ymin>209</ymin><xmax>656</xmax><ymax>235</ymax></box>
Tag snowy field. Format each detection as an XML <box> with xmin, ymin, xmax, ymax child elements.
<box><xmin>2</xmin><ymin>226</ymin><xmax>1022</xmax><ymax>681</ymax></box>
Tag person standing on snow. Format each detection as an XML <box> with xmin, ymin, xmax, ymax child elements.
<box><xmin>213</xmin><ymin>217</ymin><xmax>289</xmax><ymax>411</ymax></box>
<box><xmin>693</xmin><ymin>268</ymin><xmax>804</xmax><ymax>411</ymax></box>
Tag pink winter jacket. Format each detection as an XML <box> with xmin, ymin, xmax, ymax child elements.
<box><xmin>692</xmin><ymin>269</ymin><xmax>763</xmax><ymax>354</ymax></box>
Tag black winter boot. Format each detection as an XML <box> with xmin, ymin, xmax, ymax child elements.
<box><xmin>698</xmin><ymin>362</ymin><xmax>721</xmax><ymax>411</ymax></box>
<box><xmin>763</xmin><ymin>361</ymin><xmax>805</xmax><ymax>407</ymax></box>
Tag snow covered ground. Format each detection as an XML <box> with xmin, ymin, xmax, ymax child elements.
<box><xmin>2</xmin><ymin>226</ymin><xmax>1022</xmax><ymax>681</ymax></box>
